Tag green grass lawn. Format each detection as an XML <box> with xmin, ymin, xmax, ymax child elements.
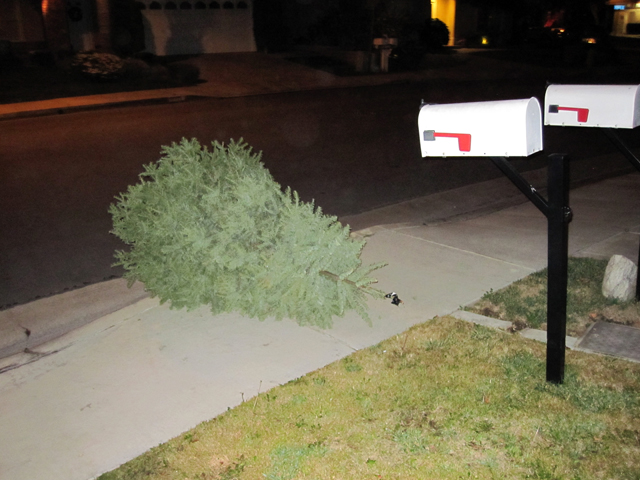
<box><xmin>98</xmin><ymin>315</ymin><xmax>640</xmax><ymax>480</ymax></box>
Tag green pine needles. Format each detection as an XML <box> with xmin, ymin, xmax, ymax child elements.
<box><xmin>110</xmin><ymin>138</ymin><xmax>386</xmax><ymax>328</ymax></box>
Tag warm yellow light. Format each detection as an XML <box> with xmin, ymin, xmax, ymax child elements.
<box><xmin>42</xmin><ymin>0</ymin><xmax>49</xmax><ymax>15</ymax></box>
<box><xmin>481</xmin><ymin>36</ymin><xmax>489</xmax><ymax>45</ymax></box>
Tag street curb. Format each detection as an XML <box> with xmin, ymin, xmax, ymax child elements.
<box><xmin>0</xmin><ymin>94</ymin><xmax>205</xmax><ymax>121</ymax></box>
<box><xmin>0</xmin><ymin>278</ymin><xmax>148</xmax><ymax>360</ymax></box>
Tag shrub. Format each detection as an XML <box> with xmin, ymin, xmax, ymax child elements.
<box><xmin>428</xmin><ymin>18</ymin><xmax>450</xmax><ymax>49</ymax></box>
<box><xmin>71</xmin><ymin>51</ymin><xmax>124</xmax><ymax>81</ymax></box>
<box><xmin>110</xmin><ymin>139</ymin><xmax>386</xmax><ymax>328</ymax></box>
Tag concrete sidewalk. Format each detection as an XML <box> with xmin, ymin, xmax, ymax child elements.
<box><xmin>0</xmin><ymin>171</ymin><xmax>639</xmax><ymax>480</ymax></box>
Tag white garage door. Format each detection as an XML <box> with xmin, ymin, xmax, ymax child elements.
<box><xmin>137</xmin><ymin>0</ymin><xmax>256</xmax><ymax>55</ymax></box>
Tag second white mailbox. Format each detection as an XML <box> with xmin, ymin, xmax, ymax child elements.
<box><xmin>418</xmin><ymin>97</ymin><xmax>543</xmax><ymax>158</ymax></box>
<box><xmin>545</xmin><ymin>84</ymin><xmax>640</xmax><ymax>128</ymax></box>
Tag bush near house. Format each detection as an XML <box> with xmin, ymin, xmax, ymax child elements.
<box><xmin>428</xmin><ymin>18</ymin><xmax>450</xmax><ymax>48</ymax></box>
<box><xmin>70</xmin><ymin>50</ymin><xmax>201</xmax><ymax>84</ymax></box>
<box><xmin>70</xmin><ymin>51</ymin><xmax>125</xmax><ymax>81</ymax></box>
<box><xmin>388</xmin><ymin>18</ymin><xmax>450</xmax><ymax>71</ymax></box>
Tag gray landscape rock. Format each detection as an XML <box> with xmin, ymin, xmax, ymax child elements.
<box><xmin>602</xmin><ymin>255</ymin><xmax>638</xmax><ymax>302</ymax></box>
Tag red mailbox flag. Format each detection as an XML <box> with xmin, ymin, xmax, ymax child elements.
<box><xmin>423</xmin><ymin>130</ymin><xmax>472</xmax><ymax>152</ymax></box>
<box><xmin>548</xmin><ymin>105</ymin><xmax>590</xmax><ymax>123</ymax></box>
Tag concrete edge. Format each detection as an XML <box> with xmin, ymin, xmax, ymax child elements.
<box><xmin>450</xmin><ymin>309</ymin><xmax>580</xmax><ymax>348</ymax></box>
<box><xmin>450</xmin><ymin>310</ymin><xmax>640</xmax><ymax>364</ymax></box>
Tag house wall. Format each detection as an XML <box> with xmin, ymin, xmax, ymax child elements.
<box><xmin>137</xmin><ymin>0</ymin><xmax>256</xmax><ymax>55</ymax></box>
<box><xmin>2</xmin><ymin>0</ymin><xmax>255</xmax><ymax>56</ymax></box>
<box><xmin>454</xmin><ymin>2</ymin><xmax>477</xmax><ymax>45</ymax></box>
<box><xmin>431</xmin><ymin>0</ymin><xmax>455</xmax><ymax>45</ymax></box>
<box><xmin>66</xmin><ymin>0</ymin><xmax>97</xmax><ymax>51</ymax></box>
<box><xmin>42</xmin><ymin>0</ymin><xmax>73</xmax><ymax>51</ymax></box>
<box><xmin>453</xmin><ymin>0</ymin><xmax>515</xmax><ymax>47</ymax></box>
<box><xmin>612</xmin><ymin>7</ymin><xmax>640</xmax><ymax>36</ymax></box>
<box><xmin>1</xmin><ymin>0</ymin><xmax>45</xmax><ymax>43</ymax></box>
<box><xmin>95</xmin><ymin>0</ymin><xmax>112</xmax><ymax>49</ymax></box>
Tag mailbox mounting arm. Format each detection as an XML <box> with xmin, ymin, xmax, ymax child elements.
<box><xmin>602</xmin><ymin>128</ymin><xmax>640</xmax><ymax>171</ymax></box>
<box><xmin>490</xmin><ymin>157</ymin><xmax>550</xmax><ymax>216</ymax></box>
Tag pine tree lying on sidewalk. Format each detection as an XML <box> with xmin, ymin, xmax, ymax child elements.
<box><xmin>110</xmin><ymin>138</ymin><xmax>386</xmax><ymax>328</ymax></box>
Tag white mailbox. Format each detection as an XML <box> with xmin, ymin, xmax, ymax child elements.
<box><xmin>545</xmin><ymin>84</ymin><xmax>640</xmax><ymax>128</ymax></box>
<box><xmin>418</xmin><ymin>98</ymin><xmax>543</xmax><ymax>157</ymax></box>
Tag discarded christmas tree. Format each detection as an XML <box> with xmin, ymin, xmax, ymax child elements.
<box><xmin>110</xmin><ymin>138</ymin><xmax>386</xmax><ymax>328</ymax></box>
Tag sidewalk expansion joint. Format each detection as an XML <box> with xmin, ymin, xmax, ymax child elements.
<box><xmin>307</xmin><ymin>326</ymin><xmax>359</xmax><ymax>353</ymax></box>
<box><xmin>388</xmin><ymin>228</ymin><xmax>537</xmax><ymax>272</ymax></box>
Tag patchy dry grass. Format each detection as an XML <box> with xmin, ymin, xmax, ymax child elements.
<box><xmin>468</xmin><ymin>257</ymin><xmax>640</xmax><ymax>337</ymax></box>
<box><xmin>98</xmin><ymin>316</ymin><xmax>640</xmax><ymax>480</ymax></box>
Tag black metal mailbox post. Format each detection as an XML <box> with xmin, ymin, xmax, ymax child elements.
<box><xmin>418</xmin><ymin>97</ymin><xmax>572</xmax><ymax>383</ymax></box>
<box><xmin>490</xmin><ymin>155</ymin><xmax>572</xmax><ymax>384</ymax></box>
